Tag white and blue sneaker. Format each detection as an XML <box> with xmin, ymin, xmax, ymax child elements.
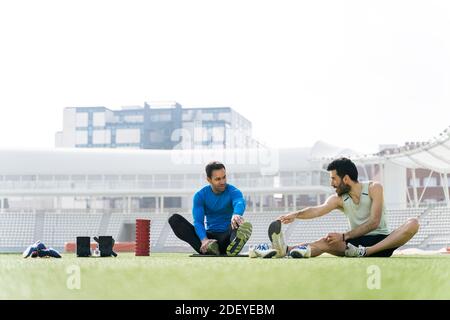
<box><xmin>344</xmin><ymin>243</ymin><xmax>367</xmax><ymax>257</ymax></box>
<box><xmin>289</xmin><ymin>245</ymin><xmax>311</xmax><ymax>258</ymax></box>
<box><xmin>268</xmin><ymin>220</ymin><xmax>287</xmax><ymax>258</ymax></box>
<box><xmin>22</xmin><ymin>240</ymin><xmax>41</xmax><ymax>258</ymax></box>
<box><xmin>248</xmin><ymin>243</ymin><xmax>278</xmax><ymax>259</ymax></box>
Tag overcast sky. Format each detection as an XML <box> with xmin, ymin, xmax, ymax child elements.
<box><xmin>0</xmin><ymin>0</ymin><xmax>449</xmax><ymax>154</ymax></box>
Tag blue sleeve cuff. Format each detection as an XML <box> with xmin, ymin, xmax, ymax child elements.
<box><xmin>194</xmin><ymin>224</ymin><xmax>207</xmax><ymax>240</ymax></box>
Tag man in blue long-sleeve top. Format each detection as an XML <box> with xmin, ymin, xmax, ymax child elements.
<box><xmin>168</xmin><ymin>161</ymin><xmax>253</xmax><ymax>256</ymax></box>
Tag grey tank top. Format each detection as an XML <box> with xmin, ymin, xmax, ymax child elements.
<box><xmin>341</xmin><ymin>182</ymin><xmax>389</xmax><ymax>235</ymax></box>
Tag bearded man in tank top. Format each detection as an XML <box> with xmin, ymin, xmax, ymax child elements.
<box><xmin>265</xmin><ymin>157</ymin><xmax>420</xmax><ymax>258</ymax></box>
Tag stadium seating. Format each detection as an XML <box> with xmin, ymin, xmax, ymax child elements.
<box><xmin>163</xmin><ymin>212</ymin><xmax>192</xmax><ymax>250</ymax></box>
<box><xmin>0</xmin><ymin>207</ymin><xmax>449</xmax><ymax>253</ymax></box>
<box><xmin>42</xmin><ymin>213</ymin><xmax>103</xmax><ymax>249</ymax></box>
<box><xmin>0</xmin><ymin>212</ymin><xmax>35</xmax><ymax>250</ymax></box>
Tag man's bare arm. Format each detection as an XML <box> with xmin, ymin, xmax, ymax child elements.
<box><xmin>279</xmin><ymin>195</ymin><xmax>341</xmax><ymax>224</ymax></box>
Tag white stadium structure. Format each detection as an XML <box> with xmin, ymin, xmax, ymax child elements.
<box><xmin>1</xmin><ymin>126</ymin><xmax>449</xmax><ymax>253</ymax></box>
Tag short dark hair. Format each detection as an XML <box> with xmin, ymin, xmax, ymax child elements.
<box><xmin>326</xmin><ymin>157</ymin><xmax>358</xmax><ymax>182</ymax></box>
<box><xmin>205</xmin><ymin>161</ymin><xmax>226</xmax><ymax>178</ymax></box>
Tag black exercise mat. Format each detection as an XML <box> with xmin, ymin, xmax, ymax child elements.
<box><xmin>189</xmin><ymin>254</ymin><xmax>249</xmax><ymax>257</ymax></box>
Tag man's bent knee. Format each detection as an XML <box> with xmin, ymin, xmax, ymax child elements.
<box><xmin>406</xmin><ymin>218</ymin><xmax>420</xmax><ymax>235</ymax></box>
<box><xmin>168</xmin><ymin>213</ymin><xmax>182</xmax><ymax>226</ymax></box>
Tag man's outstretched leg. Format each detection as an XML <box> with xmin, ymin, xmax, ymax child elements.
<box><xmin>168</xmin><ymin>213</ymin><xmax>202</xmax><ymax>253</ymax></box>
<box><xmin>345</xmin><ymin>218</ymin><xmax>419</xmax><ymax>257</ymax></box>
<box><xmin>289</xmin><ymin>237</ymin><xmax>346</xmax><ymax>258</ymax></box>
<box><xmin>168</xmin><ymin>213</ymin><xmax>219</xmax><ymax>255</ymax></box>
<box><xmin>268</xmin><ymin>220</ymin><xmax>346</xmax><ymax>258</ymax></box>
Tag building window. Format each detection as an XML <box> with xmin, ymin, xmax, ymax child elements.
<box><xmin>150</xmin><ymin>113</ymin><xmax>171</xmax><ymax>122</ymax></box>
<box><xmin>93</xmin><ymin>129</ymin><xmax>111</xmax><ymax>144</ymax></box>
<box><xmin>76</xmin><ymin>131</ymin><xmax>88</xmax><ymax>145</ymax></box>
<box><xmin>71</xmin><ymin>175</ymin><xmax>86</xmax><ymax>181</ymax></box>
<box><xmin>320</xmin><ymin>171</ymin><xmax>329</xmax><ymax>186</ymax></box>
<box><xmin>218</xmin><ymin>112</ymin><xmax>231</xmax><ymax>122</ymax></box>
<box><xmin>93</xmin><ymin>112</ymin><xmax>106</xmax><ymax>126</ymax></box>
<box><xmin>87</xmin><ymin>175</ymin><xmax>102</xmax><ymax>181</ymax></box>
<box><xmin>116</xmin><ymin>128</ymin><xmax>141</xmax><ymax>144</ymax></box>
<box><xmin>295</xmin><ymin>171</ymin><xmax>311</xmax><ymax>186</ymax></box>
<box><xmin>123</xmin><ymin>115</ymin><xmax>144</xmax><ymax>123</ymax></box>
<box><xmin>182</xmin><ymin>110</ymin><xmax>194</xmax><ymax>121</ymax></box>
<box><xmin>149</xmin><ymin>130</ymin><xmax>166</xmax><ymax>143</ymax></box>
<box><xmin>311</xmin><ymin>171</ymin><xmax>321</xmax><ymax>185</ymax></box>
<box><xmin>5</xmin><ymin>175</ymin><xmax>21</xmax><ymax>181</ymax></box>
<box><xmin>408</xmin><ymin>178</ymin><xmax>421</xmax><ymax>187</ymax></box>
<box><xmin>154</xmin><ymin>174</ymin><xmax>169</xmax><ymax>188</ymax></box>
<box><xmin>21</xmin><ymin>175</ymin><xmax>37</xmax><ymax>181</ymax></box>
<box><xmin>76</xmin><ymin>112</ymin><xmax>89</xmax><ymax>127</ymax></box>
<box><xmin>55</xmin><ymin>175</ymin><xmax>70</xmax><ymax>181</ymax></box>
<box><xmin>105</xmin><ymin>175</ymin><xmax>119</xmax><ymax>181</ymax></box>
<box><xmin>211</xmin><ymin>126</ymin><xmax>225</xmax><ymax>143</ymax></box>
<box><xmin>38</xmin><ymin>175</ymin><xmax>53</xmax><ymax>181</ymax></box>
<box><xmin>201</xmin><ymin>112</ymin><xmax>214</xmax><ymax>121</ymax></box>
<box><xmin>424</xmin><ymin>176</ymin><xmax>437</xmax><ymax>187</ymax></box>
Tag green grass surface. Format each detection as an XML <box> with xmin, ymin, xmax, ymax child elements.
<box><xmin>1</xmin><ymin>253</ymin><xmax>449</xmax><ymax>299</ymax></box>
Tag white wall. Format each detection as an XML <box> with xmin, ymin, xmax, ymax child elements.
<box><xmin>56</xmin><ymin>108</ymin><xmax>77</xmax><ymax>147</ymax></box>
<box><xmin>383</xmin><ymin>161</ymin><xmax>407</xmax><ymax>209</ymax></box>
<box><xmin>55</xmin><ymin>132</ymin><xmax>63</xmax><ymax>147</ymax></box>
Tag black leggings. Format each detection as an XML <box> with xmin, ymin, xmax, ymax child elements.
<box><xmin>168</xmin><ymin>213</ymin><xmax>237</xmax><ymax>254</ymax></box>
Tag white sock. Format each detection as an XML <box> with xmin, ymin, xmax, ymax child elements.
<box><xmin>299</xmin><ymin>243</ymin><xmax>312</xmax><ymax>258</ymax></box>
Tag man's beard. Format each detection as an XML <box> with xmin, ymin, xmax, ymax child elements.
<box><xmin>335</xmin><ymin>181</ymin><xmax>351</xmax><ymax>196</ymax></box>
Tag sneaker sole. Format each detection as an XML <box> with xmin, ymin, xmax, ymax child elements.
<box><xmin>268</xmin><ymin>220</ymin><xmax>281</xmax><ymax>242</ymax></box>
<box><xmin>22</xmin><ymin>246</ymin><xmax>34</xmax><ymax>258</ymax></box>
<box><xmin>207</xmin><ymin>241</ymin><xmax>220</xmax><ymax>255</ymax></box>
<box><xmin>290</xmin><ymin>251</ymin><xmax>304</xmax><ymax>258</ymax></box>
<box><xmin>268</xmin><ymin>220</ymin><xmax>286</xmax><ymax>257</ymax></box>
<box><xmin>226</xmin><ymin>222</ymin><xmax>252</xmax><ymax>256</ymax></box>
<box><xmin>261</xmin><ymin>250</ymin><xmax>278</xmax><ymax>259</ymax></box>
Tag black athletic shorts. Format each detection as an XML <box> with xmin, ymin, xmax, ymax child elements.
<box><xmin>346</xmin><ymin>233</ymin><xmax>397</xmax><ymax>257</ymax></box>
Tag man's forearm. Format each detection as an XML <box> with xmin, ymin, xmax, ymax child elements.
<box><xmin>194</xmin><ymin>222</ymin><xmax>207</xmax><ymax>241</ymax></box>
<box><xmin>295</xmin><ymin>207</ymin><xmax>318</xmax><ymax>219</ymax></box>
<box><xmin>344</xmin><ymin>220</ymin><xmax>378</xmax><ymax>240</ymax></box>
